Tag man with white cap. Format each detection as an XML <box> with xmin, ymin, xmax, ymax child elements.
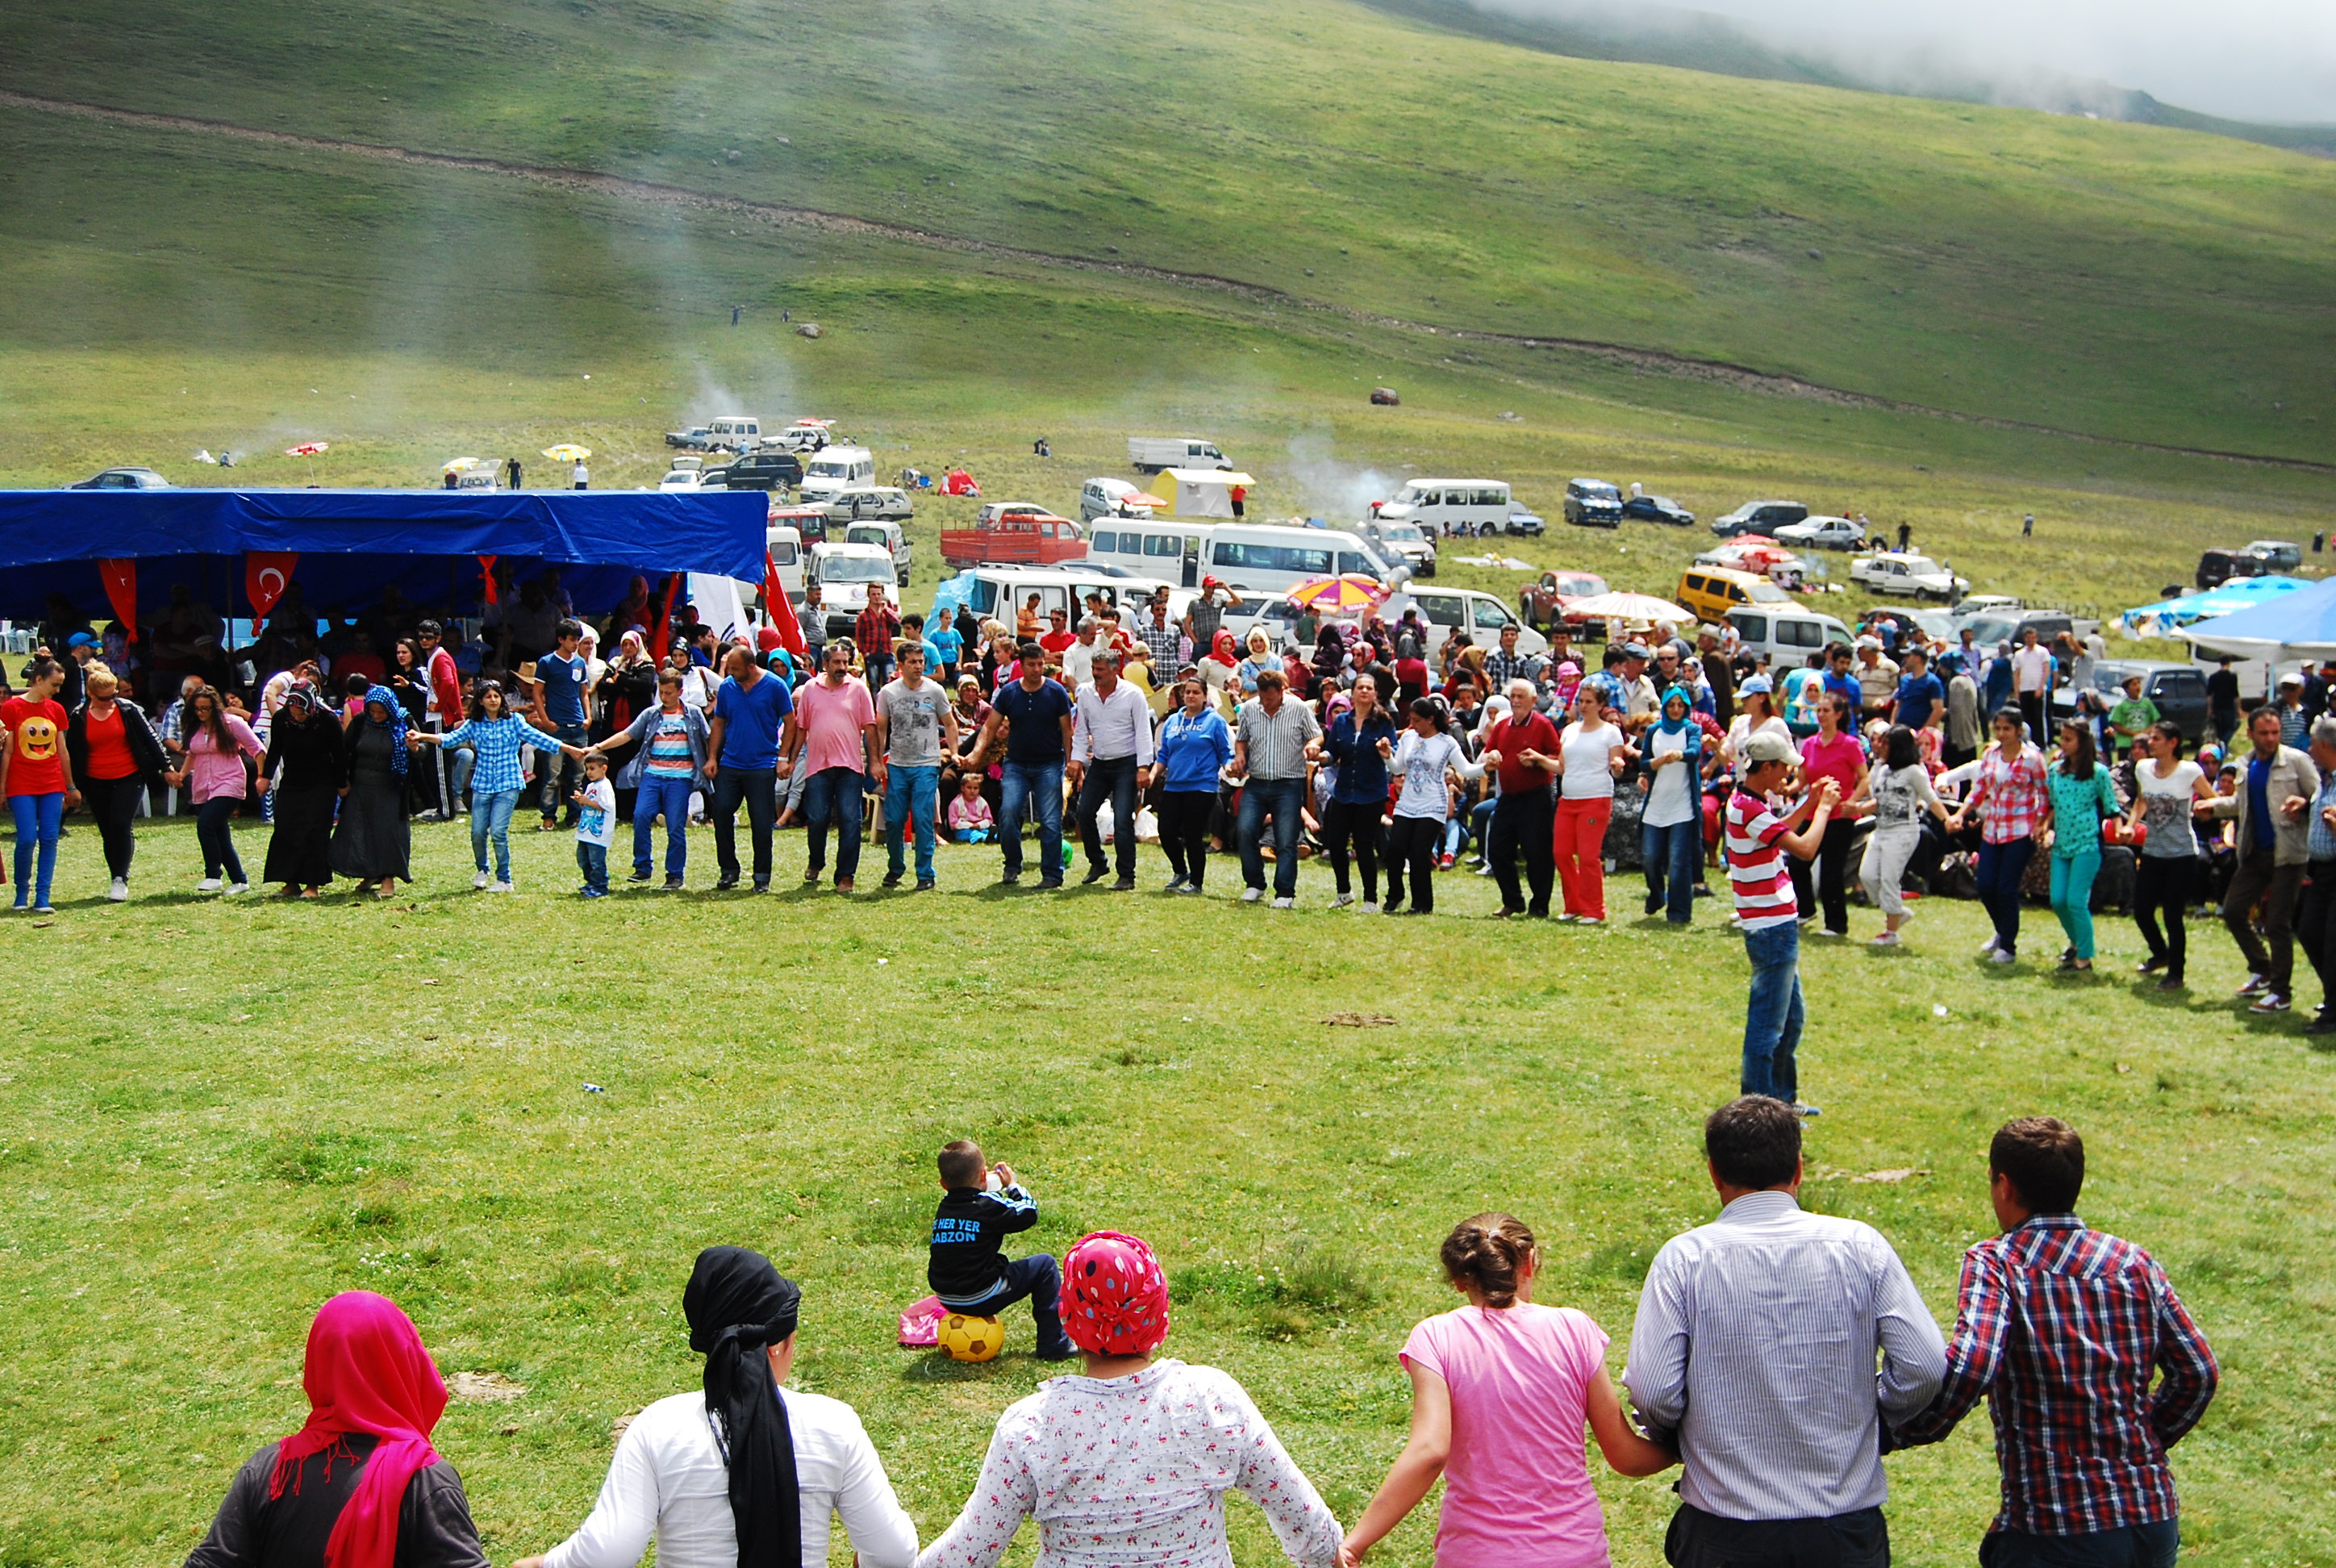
<box><xmin>1725</xmin><ymin>729</ymin><xmax>1841</xmax><ymax>1111</ymax></box>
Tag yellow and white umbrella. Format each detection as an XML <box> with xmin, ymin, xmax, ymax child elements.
<box><xmin>542</xmin><ymin>444</ymin><xmax>592</xmax><ymax>462</ymax></box>
<box><xmin>1285</xmin><ymin>573</ymin><xmax>1390</xmax><ymax>615</ymax></box>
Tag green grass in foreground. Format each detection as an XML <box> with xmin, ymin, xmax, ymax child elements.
<box><xmin>1</xmin><ymin>815</ymin><xmax>2332</xmax><ymax>1566</ymax></box>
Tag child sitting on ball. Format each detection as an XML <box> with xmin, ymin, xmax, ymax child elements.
<box><xmin>928</xmin><ymin>1139</ymin><xmax>1074</xmax><ymax>1359</ymax></box>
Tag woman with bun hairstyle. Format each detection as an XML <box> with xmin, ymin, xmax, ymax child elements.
<box><xmin>916</xmin><ymin>1231</ymin><xmax>1342</xmax><ymax>1568</ymax></box>
<box><xmin>1339</xmin><ymin>1215</ymin><xmax>1674</xmax><ymax>1568</ymax></box>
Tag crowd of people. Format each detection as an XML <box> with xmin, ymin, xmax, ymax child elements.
<box><xmin>185</xmin><ymin>1103</ymin><xmax>2218</xmax><ymax>1568</ymax></box>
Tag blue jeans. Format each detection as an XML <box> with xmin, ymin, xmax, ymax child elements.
<box><xmin>194</xmin><ymin>794</ymin><xmax>246</xmax><ymax>884</ymax></box>
<box><xmin>575</xmin><ymin>840</ymin><xmax>608</xmax><ymax>892</ymax></box>
<box><xmin>803</xmin><ymin>766</ymin><xmax>864</xmax><ymax>881</ymax></box>
<box><xmin>2050</xmin><ymin>847</ymin><xmax>2102</xmax><ymax>960</ymax></box>
<box><xmin>1073</xmin><ymin>754</ymin><xmax>1141</xmax><ymax>881</ymax></box>
<box><xmin>886</xmin><ymin>763</ymin><xmax>939</xmax><ymax>881</ymax></box>
<box><xmin>1238</xmin><ymin>776</ymin><xmax>1307</xmax><ymax>898</ymax></box>
<box><xmin>9</xmin><ymin>791</ymin><xmax>63</xmax><ymax>907</ymax></box>
<box><xmin>632</xmin><ymin>774</ymin><xmax>694</xmax><ymax>878</ymax></box>
<box><xmin>1642</xmin><ymin>817</ymin><xmax>1700</xmax><ymax>924</ymax></box>
<box><xmin>1976</xmin><ymin>836</ymin><xmax>2036</xmax><ymax>955</ymax></box>
<box><xmin>447</xmin><ymin>742</ymin><xmax>476</xmax><ymax>814</ymax></box>
<box><xmin>1979</xmin><ymin>1520</ymin><xmax>2179</xmax><ymax>1568</ymax></box>
<box><xmin>939</xmin><ymin>1253</ymin><xmax>1073</xmax><ymax>1358</ymax></box>
<box><xmin>999</xmin><ymin>760</ymin><xmax>1065</xmax><ymax>881</ymax></box>
<box><xmin>1741</xmin><ymin>920</ymin><xmax>1804</xmax><ymax>1103</ymax></box>
<box><xmin>470</xmin><ymin>786</ymin><xmax>522</xmax><ymax>881</ymax></box>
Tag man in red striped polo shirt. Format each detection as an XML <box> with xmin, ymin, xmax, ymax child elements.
<box><xmin>1725</xmin><ymin>731</ymin><xmax>1841</xmax><ymax>1111</ymax></box>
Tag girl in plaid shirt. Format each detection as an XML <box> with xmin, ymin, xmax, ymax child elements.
<box><xmin>1950</xmin><ymin>709</ymin><xmax>2049</xmax><ymax>965</ymax></box>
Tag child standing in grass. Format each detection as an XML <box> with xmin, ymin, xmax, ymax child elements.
<box><xmin>573</xmin><ymin>753</ymin><xmax>615</xmax><ymax>898</ymax></box>
<box><xmin>928</xmin><ymin>1140</ymin><xmax>1074</xmax><ymax>1359</ymax></box>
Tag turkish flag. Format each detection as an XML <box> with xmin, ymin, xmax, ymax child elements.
<box><xmin>478</xmin><ymin>555</ymin><xmax>499</xmax><ymax>607</ymax></box>
<box><xmin>245</xmin><ymin>552</ymin><xmax>298</xmax><ymax>617</ymax></box>
<box><xmin>98</xmin><ymin>559</ymin><xmax>138</xmax><ymax>641</ymax></box>
<box><xmin>764</xmin><ymin>551</ymin><xmax>807</xmax><ymax>657</ymax></box>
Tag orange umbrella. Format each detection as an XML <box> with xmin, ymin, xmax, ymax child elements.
<box><xmin>1285</xmin><ymin>574</ymin><xmax>1388</xmax><ymax>615</ymax></box>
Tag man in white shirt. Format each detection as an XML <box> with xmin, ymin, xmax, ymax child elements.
<box><xmin>518</xmin><ymin>1247</ymin><xmax>916</xmax><ymax>1568</ymax></box>
<box><xmin>1626</xmin><ymin>1097</ymin><xmax>1946</xmax><ymax>1568</ymax></box>
<box><xmin>1069</xmin><ymin>648</ymin><xmax>1156</xmax><ymax>890</ymax></box>
<box><xmin>2010</xmin><ymin>628</ymin><xmax>2054</xmax><ymax>744</ymax></box>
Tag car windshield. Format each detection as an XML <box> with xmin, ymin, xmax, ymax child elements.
<box><xmin>820</xmin><ymin>557</ymin><xmax>891</xmax><ymax>583</ymax></box>
<box><xmin>1647</xmin><ymin>495</ymin><xmax>1678</xmax><ymax>508</ymax></box>
<box><xmin>1380</xmin><ymin>525</ymin><xmax>1425</xmax><ymax>542</ymax></box>
<box><xmin>1967</xmin><ymin>616</ymin><xmax>2017</xmax><ymax>647</ymax></box>
<box><xmin>1581</xmin><ymin>482</ymin><xmax>1621</xmax><ymax>499</ymax></box>
<box><xmin>1748</xmin><ymin>582</ymin><xmax>1790</xmax><ymax>603</ymax></box>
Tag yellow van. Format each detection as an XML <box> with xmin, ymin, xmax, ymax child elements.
<box><xmin>1675</xmin><ymin>566</ymin><xmax>1791</xmax><ymax>625</ymax></box>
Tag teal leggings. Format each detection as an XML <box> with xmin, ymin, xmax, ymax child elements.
<box><xmin>2050</xmin><ymin>846</ymin><xmax>2102</xmax><ymax>960</ymax></box>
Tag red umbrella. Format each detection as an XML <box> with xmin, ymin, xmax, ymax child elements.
<box><xmin>285</xmin><ymin>441</ymin><xmax>330</xmax><ymax>483</ymax></box>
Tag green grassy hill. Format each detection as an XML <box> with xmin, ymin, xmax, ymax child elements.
<box><xmin>2</xmin><ymin>0</ymin><xmax>2332</xmax><ymax>461</ymax></box>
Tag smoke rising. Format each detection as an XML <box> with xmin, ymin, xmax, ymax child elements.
<box><xmin>1284</xmin><ymin>430</ymin><xmax>1399</xmax><ymax>523</ymax></box>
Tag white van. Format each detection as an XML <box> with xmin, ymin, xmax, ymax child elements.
<box><xmin>932</xmin><ymin>565</ymin><xmax>1178</xmax><ymax>633</ymax></box>
<box><xmin>844</xmin><ymin>520</ymin><xmax>912</xmax><ymax>586</ymax></box>
<box><xmin>762</xmin><ymin>525</ymin><xmax>805</xmax><ymax>602</ymax></box>
<box><xmin>1728</xmin><ymin>606</ymin><xmax>1853</xmax><ymax>674</ymax></box>
<box><xmin>1391</xmin><ymin>587</ymin><xmax>1547</xmax><ymax>661</ymax></box>
<box><xmin>1203</xmin><ymin>523</ymin><xmax>1404</xmax><ymax>598</ymax></box>
<box><xmin>806</xmin><ymin>542</ymin><xmax>900</xmax><ymax>639</ymax></box>
<box><xmin>707</xmin><ymin>416</ymin><xmax>761</xmax><ymax>450</ymax></box>
<box><xmin>1128</xmin><ymin>436</ymin><xmax>1230</xmax><ymax>473</ymax></box>
<box><xmin>1085</xmin><ymin>518</ymin><xmax>1208</xmax><ymax>586</ymax></box>
<box><xmin>798</xmin><ymin>444</ymin><xmax>876</xmax><ymax>503</ymax></box>
<box><xmin>1081</xmin><ymin>477</ymin><xmax>1156</xmax><ymax>521</ymax></box>
<box><xmin>1373</xmin><ymin>478</ymin><xmax>1512</xmax><ymax>536</ymax></box>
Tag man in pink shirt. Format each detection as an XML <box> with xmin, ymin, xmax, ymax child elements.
<box><xmin>782</xmin><ymin>641</ymin><xmax>878</xmax><ymax>892</ymax></box>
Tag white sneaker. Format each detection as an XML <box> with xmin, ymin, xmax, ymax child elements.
<box><xmin>195</xmin><ymin>878</ymin><xmax>223</xmax><ymax>893</ymax></box>
<box><xmin>224</xmin><ymin>882</ymin><xmax>250</xmax><ymax>896</ymax></box>
<box><xmin>473</xmin><ymin>870</ymin><xmax>491</xmax><ymax>890</ymax></box>
<box><xmin>1241</xmin><ymin>886</ymin><xmax>1264</xmax><ymax>903</ymax></box>
<box><xmin>106</xmin><ymin>878</ymin><xmax>128</xmax><ymax>903</ymax></box>
<box><xmin>490</xmin><ymin>880</ymin><xmax>514</xmax><ymax>894</ymax></box>
<box><xmin>1871</xmin><ymin>931</ymin><xmax>1901</xmax><ymax>947</ymax></box>
<box><xmin>1979</xmin><ymin>935</ymin><xmax>2000</xmax><ymax>956</ymax></box>
<box><xmin>1989</xmin><ymin>949</ymin><xmax>2017</xmax><ymax>965</ymax></box>
<box><xmin>1577</xmin><ymin>915</ymin><xmax>1604</xmax><ymax>927</ymax></box>
<box><xmin>1270</xmin><ymin>896</ymin><xmax>1295</xmax><ymax>910</ymax></box>
<box><xmin>1333</xmin><ymin>892</ymin><xmax>1356</xmax><ymax>908</ymax></box>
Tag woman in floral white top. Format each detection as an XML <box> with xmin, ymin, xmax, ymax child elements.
<box><xmin>914</xmin><ymin>1231</ymin><xmax>1342</xmax><ymax>1568</ymax></box>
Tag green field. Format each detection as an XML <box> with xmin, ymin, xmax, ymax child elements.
<box><xmin>2</xmin><ymin>818</ymin><xmax>2333</xmax><ymax>1567</ymax></box>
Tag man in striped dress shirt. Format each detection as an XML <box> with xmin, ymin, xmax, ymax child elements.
<box><xmin>1627</xmin><ymin>1098</ymin><xmax>1946</xmax><ymax>1568</ymax></box>
<box><xmin>1725</xmin><ymin>731</ymin><xmax>1841</xmax><ymax>1110</ymax></box>
<box><xmin>1891</xmin><ymin>1118</ymin><xmax>2217</xmax><ymax>1568</ymax></box>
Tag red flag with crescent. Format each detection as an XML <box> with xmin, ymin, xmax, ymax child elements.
<box><xmin>478</xmin><ymin>555</ymin><xmax>499</xmax><ymax>607</ymax></box>
<box><xmin>245</xmin><ymin>552</ymin><xmax>298</xmax><ymax>617</ymax></box>
<box><xmin>98</xmin><ymin>559</ymin><xmax>139</xmax><ymax>641</ymax></box>
<box><xmin>764</xmin><ymin>552</ymin><xmax>807</xmax><ymax>657</ymax></box>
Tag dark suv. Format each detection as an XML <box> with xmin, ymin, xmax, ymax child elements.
<box><xmin>2050</xmin><ymin>661</ymin><xmax>2211</xmax><ymax>744</ymax></box>
<box><xmin>1562</xmin><ymin>477</ymin><xmax>1623</xmax><ymax>528</ymax></box>
<box><xmin>705</xmin><ymin>452</ymin><xmax>804</xmax><ymax>492</ymax></box>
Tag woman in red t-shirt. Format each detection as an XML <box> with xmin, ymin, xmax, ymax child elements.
<box><xmin>2</xmin><ymin>657</ymin><xmax>77</xmax><ymax>913</ymax></box>
<box><xmin>65</xmin><ymin>664</ymin><xmax>165</xmax><ymax>902</ymax></box>
<box><xmin>1794</xmin><ymin>692</ymin><xmax>1870</xmax><ymax>936</ymax></box>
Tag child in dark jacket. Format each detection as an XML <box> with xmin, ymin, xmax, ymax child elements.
<box><xmin>928</xmin><ymin>1138</ymin><xmax>1074</xmax><ymax>1358</ymax></box>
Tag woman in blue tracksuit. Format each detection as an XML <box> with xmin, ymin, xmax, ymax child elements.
<box><xmin>1151</xmin><ymin>676</ymin><xmax>1233</xmax><ymax>895</ymax></box>
<box><xmin>590</xmin><ymin>667</ymin><xmax>712</xmax><ymax>889</ymax></box>
<box><xmin>1312</xmin><ymin>671</ymin><xmax>1399</xmax><ymax>908</ymax></box>
<box><xmin>409</xmin><ymin>679</ymin><xmax>583</xmax><ymax>891</ymax></box>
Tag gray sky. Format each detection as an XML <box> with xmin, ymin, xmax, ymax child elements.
<box><xmin>1493</xmin><ymin>0</ymin><xmax>2336</xmax><ymax>123</ymax></box>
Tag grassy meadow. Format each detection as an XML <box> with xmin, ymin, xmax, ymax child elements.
<box><xmin>2</xmin><ymin>816</ymin><xmax>2334</xmax><ymax>1567</ymax></box>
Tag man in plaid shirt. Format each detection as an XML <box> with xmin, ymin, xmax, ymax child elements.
<box><xmin>856</xmin><ymin>586</ymin><xmax>902</xmax><ymax>689</ymax></box>
<box><xmin>1892</xmin><ymin>1117</ymin><xmax>2217</xmax><ymax>1567</ymax></box>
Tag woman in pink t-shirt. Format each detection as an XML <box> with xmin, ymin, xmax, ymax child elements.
<box><xmin>1341</xmin><ymin>1214</ymin><xmax>1673</xmax><ymax>1568</ymax></box>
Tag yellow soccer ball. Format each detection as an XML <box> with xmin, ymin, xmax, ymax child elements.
<box><xmin>937</xmin><ymin>1312</ymin><xmax>1003</xmax><ymax>1363</ymax></box>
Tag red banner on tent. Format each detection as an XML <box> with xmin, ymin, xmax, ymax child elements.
<box><xmin>478</xmin><ymin>555</ymin><xmax>499</xmax><ymax>607</ymax></box>
<box><xmin>98</xmin><ymin>559</ymin><xmax>138</xmax><ymax>641</ymax></box>
<box><xmin>245</xmin><ymin>551</ymin><xmax>298</xmax><ymax>617</ymax></box>
<box><xmin>764</xmin><ymin>552</ymin><xmax>807</xmax><ymax>657</ymax></box>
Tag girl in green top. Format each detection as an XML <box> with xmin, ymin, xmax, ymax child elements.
<box><xmin>2042</xmin><ymin>718</ymin><xmax>2125</xmax><ymax>971</ymax></box>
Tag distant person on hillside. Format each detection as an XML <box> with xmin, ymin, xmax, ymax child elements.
<box><xmin>1891</xmin><ymin>1117</ymin><xmax>2217</xmax><ymax>1568</ymax></box>
<box><xmin>572</xmin><ymin>458</ymin><xmax>589</xmax><ymax>490</ymax></box>
<box><xmin>2023</xmin><ymin>512</ymin><xmax>2034</xmax><ymax>537</ymax></box>
<box><xmin>505</xmin><ymin>456</ymin><xmax>523</xmax><ymax>490</ymax></box>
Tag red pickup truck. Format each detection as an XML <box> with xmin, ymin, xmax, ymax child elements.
<box><xmin>1519</xmin><ymin>569</ymin><xmax>1610</xmax><ymax>630</ymax></box>
<box><xmin>941</xmin><ymin>505</ymin><xmax>1087</xmax><ymax>568</ymax></box>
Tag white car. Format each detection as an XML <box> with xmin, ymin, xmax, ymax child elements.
<box><xmin>657</xmin><ymin>468</ymin><xmax>707</xmax><ymax>491</ymax></box>
<box><xmin>805</xmin><ymin>543</ymin><xmax>900</xmax><ymax>639</ymax></box>
<box><xmin>773</xmin><ymin>419</ymin><xmax>837</xmax><ymax>452</ymax></box>
<box><xmin>1387</xmin><ymin>586</ymin><xmax>1547</xmax><ymax>660</ymax></box>
<box><xmin>1850</xmin><ymin>553</ymin><xmax>1969</xmax><ymax>602</ymax></box>
<box><xmin>1775</xmin><ymin>515</ymin><xmax>1868</xmax><ymax>551</ymax></box>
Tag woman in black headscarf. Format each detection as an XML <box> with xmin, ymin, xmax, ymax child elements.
<box><xmin>260</xmin><ymin>683</ymin><xmax>344</xmax><ymax>898</ymax></box>
<box><xmin>515</xmin><ymin>1246</ymin><xmax>916</xmax><ymax>1568</ymax></box>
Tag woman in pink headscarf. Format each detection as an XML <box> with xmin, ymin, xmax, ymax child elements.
<box><xmin>915</xmin><ymin>1232</ymin><xmax>1342</xmax><ymax>1568</ymax></box>
<box><xmin>187</xmin><ymin>1291</ymin><xmax>485</xmax><ymax>1568</ymax></box>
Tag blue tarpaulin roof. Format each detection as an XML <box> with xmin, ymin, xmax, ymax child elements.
<box><xmin>0</xmin><ymin>487</ymin><xmax>767</xmax><ymax>622</ymax></box>
<box><xmin>2180</xmin><ymin>574</ymin><xmax>2336</xmax><ymax>660</ymax></box>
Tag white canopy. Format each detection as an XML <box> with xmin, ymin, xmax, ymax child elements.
<box><xmin>1163</xmin><ymin>469</ymin><xmax>1256</xmax><ymax>519</ymax></box>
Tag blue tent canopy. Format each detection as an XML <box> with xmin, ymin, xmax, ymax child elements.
<box><xmin>2180</xmin><ymin>574</ymin><xmax>2336</xmax><ymax>660</ymax></box>
<box><xmin>0</xmin><ymin>487</ymin><xmax>767</xmax><ymax>622</ymax></box>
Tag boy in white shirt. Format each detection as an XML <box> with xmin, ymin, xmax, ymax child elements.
<box><xmin>572</xmin><ymin>752</ymin><xmax>616</xmax><ymax>898</ymax></box>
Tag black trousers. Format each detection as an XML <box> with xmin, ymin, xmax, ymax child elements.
<box><xmin>2221</xmin><ymin>844</ymin><xmax>2304</xmax><ymax>995</ymax></box>
<box><xmin>1487</xmin><ymin>786</ymin><xmax>1556</xmax><ymax>915</ymax></box>
<box><xmin>1666</xmin><ymin>1503</ymin><xmax>1889</xmax><ymax>1568</ymax></box>
<box><xmin>711</xmin><ymin>765</ymin><xmax>777</xmax><ymax>885</ymax></box>
<box><xmin>1156</xmin><ymin>790</ymin><xmax>1214</xmax><ymax>886</ymax></box>
<box><xmin>2296</xmin><ymin>857</ymin><xmax>2336</xmax><ymax>1009</ymax></box>
<box><xmin>1073</xmin><ymin>755</ymin><xmax>1141</xmax><ymax>880</ymax></box>
<box><xmin>80</xmin><ymin>774</ymin><xmax>143</xmax><ymax>878</ymax></box>
<box><xmin>1321</xmin><ymin>799</ymin><xmax>1383</xmax><ymax>901</ymax></box>
<box><xmin>2132</xmin><ymin>855</ymin><xmax>2196</xmax><ymax>979</ymax></box>
<box><xmin>1386</xmin><ymin>815</ymin><xmax>1441</xmax><ymax>911</ymax></box>
<box><xmin>1787</xmin><ymin>816</ymin><xmax>1856</xmax><ymax>932</ymax></box>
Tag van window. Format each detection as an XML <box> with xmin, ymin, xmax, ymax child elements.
<box><xmin>1120</xmin><ymin>536</ymin><xmax>1144</xmax><ymax>557</ymax></box>
<box><xmin>966</xmin><ymin>581</ymin><xmax>998</xmax><ymax>616</ymax></box>
<box><xmin>1413</xmin><ymin>593</ymin><xmax>1465</xmax><ymax>628</ymax></box>
<box><xmin>1092</xmin><ymin>530</ymin><xmax>1116</xmax><ymax>553</ymax></box>
<box><xmin>1212</xmin><ymin>541</ymin><xmax>1333</xmax><ymax>576</ymax></box>
<box><xmin>1144</xmin><ymin>534</ymin><xmax>1180</xmax><ymax>559</ymax></box>
<box><xmin>1733</xmin><ymin>613</ymin><xmax>1767</xmax><ymax>640</ymax></box>
<box><xmin>1475</xmin><ymin>488</ymin><xmax>1504</xmax><ymax>507</ymax></box>
<box><xmin>1336</xmin><ymin>551</ymin><xmax>1374</xmax><ymax>575</ymax></box>
<box><xmin>1417</xmin><ymin>490</ymin><xmax>1441</xmax><ymax>507</ymax></box>
<box><xmin>1684</xmin><ymin>574</ymin><xmax>1708</xmax><ymax>595</ymax></box>
<box><xmin>1779</xmin><ymin>619</ymin><xmax>1822</xmax><ymax>648</ymax></box>
<box><xmin>769</xmin><ymin>541</ymin><xmax>798</xmax><ymax>565</ymax></box>
<box><xmin>1473</xmin><ymin>599</ymin><xmax>1515</xmax><ymax>632</ymax></box>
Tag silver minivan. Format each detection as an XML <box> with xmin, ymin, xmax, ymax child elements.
<box><xmin>1728</xmin><ymin>606</ymin><xmax>1853</xmax><ymax>673</ymax></box>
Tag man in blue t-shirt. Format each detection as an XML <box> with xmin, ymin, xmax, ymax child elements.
<box><xmin>971</xmin><ymin>643</ymin><xmax>1075</xmax><ymax>888</ymax></box>
<box><xmin>1889</xmin><ymin>648</ymin><xmax>1946</xmax><ymax>732</ymax></box>
<box><xmin>532</xmin><ymin>617</ymin><xmax>595</xmax><ymax>829</ymax></box>
<box><xmin>705</xmin><ymin>645</ymin><xmax>795</xmax><ymax>890</ymax></box>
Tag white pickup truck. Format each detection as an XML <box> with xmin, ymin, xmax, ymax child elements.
<box><xmin>1850</xmin><ymin>553</ymin><xmax>1969</xmax><ymax>603</ymax></box>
